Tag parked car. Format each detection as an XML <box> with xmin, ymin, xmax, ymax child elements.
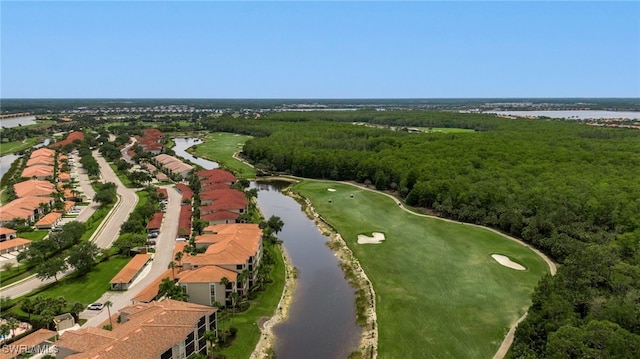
<box><xmin>148</xmin><ymin>232</ymin><xmax>159</xmax><ymax>239</ymax></box>
<box><xmin>175</xmin><ymin>237</ymin><xmax>187</xmax><ymax>242</ymax></box>
<box><xmin>88</xmin><ymin>303</ymin><xmax>104</xmax><ymax>310</ymax></box>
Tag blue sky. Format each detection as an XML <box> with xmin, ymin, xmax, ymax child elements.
<box><xmin>2</xmin><ymin>1</ymin><xmax>639</xmax><ymax>98</ymax></box>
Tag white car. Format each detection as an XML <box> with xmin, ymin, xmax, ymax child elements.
<box><xmin>87</xmin><ymin>303</ymin><xmax>104</xmax><ymax>310</ymax></box>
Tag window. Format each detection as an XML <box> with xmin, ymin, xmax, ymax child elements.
<box><xmin>160</xmin><ymin>348</ymin><xmax>172</xmax><ymax>359</ymax></box>
<box><xmin>198</xmin><ymin>336</ymin><xmax>206</xmax><ymax>353</ymax></box>
<box><xmin>198</xmin><ymin>315</ymin><xmax>206</xmax><ymax>328</ymax></box>
<box><xmin>209</xmin><ymin>313</ymin><xmax>216</xmax><ymax>330</ymax></box>
<box><xmin>236</xmin><ymin>264</ymin><xmax>243</xmax><ymax>270</ymax></box>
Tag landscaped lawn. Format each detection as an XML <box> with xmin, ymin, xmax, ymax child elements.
<box><xmin>31</xmin><ymin>256</ymin><xmax>131</xmax><ymax>305</ymax></box>
<box><xmin>292</xmin><ymin>181</ymin><xmax>550</xmax><ymax>358</ymax></box>
<box><xmin>109</xmin><ymin>163</ymin><xmax>134</xmax><ymax>188</ymax></box>
<box><xmin>218</xmin><ymin>244</ymin><xmax>285</xmax><ymax>358</ymax></box>
<box><xmin>16</xmin><ymin>230</ymin><xmax>49</xmax><ymax>242</ymax></box>
<box><xmin>0</xmin><ymin>138</ymin><xmax>39</xmax><ymax>156</ymax></box>
<box><xmin>190</xmin><ymin>132</ymin><xmax>256</xmax><ymax>178</ymax></box>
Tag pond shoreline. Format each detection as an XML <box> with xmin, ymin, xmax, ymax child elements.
<box><xmin>284</xmin><ymin>187</ymin><xmax>378</xmax><ymax>359</ymax></box>
<box><xmin>250</xmin><ymin>244</ymin><xmax>297</xmax><ymax>359</ymax></box>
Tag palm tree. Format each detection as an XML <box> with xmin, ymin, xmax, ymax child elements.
<box><xmin>238</xmin><ymin>269</ymin><xmax>250</xmax><ymax>298</ymax></box>
<box><xmin>104</xmin><ymin>301</ymin><xmax>113</xmax><ymax>330</ymax></box>
<box><xmin>7</xmin><ymin>317</ymin><xmax>19</xmax><ymax>338</ymax></box>
<box><xmin>174</xmin><ymin>252</ymin><xmax>183</xmax><ymax>267</ymax></box>
<box><xmin>220</xmin><ymin>277</ymin><xmax>230</xmax><ymax>307</ymax></box>
<box><xmin>229</xmin><ymin>292</ymin><xmax>240</xmax><ymax>322</ymax></box>
<box><xmin>168</xmin><ymin>261</ymin><xmax>176</xmax><ymax>278</ymax></box>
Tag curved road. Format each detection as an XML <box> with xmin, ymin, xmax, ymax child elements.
<box><xmin>80</xmin><ymin>184</ymin><xmax>180</xmax><ymax>328</ymax></box>
<box><xmin>0</xmin><ymin>151</ymin><xmax>139</xmax><ymax>299</ymax></box>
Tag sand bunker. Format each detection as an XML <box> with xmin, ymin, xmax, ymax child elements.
<box><xmin>327</xmin><ymin>188</ymin><xmax>337</xmax><ymax>192</ymax></box>
<box><xmin>491</xmin><ymin>254</ymin><xmax>526</xmax><ymax>270</ymax></box>
<box><xmin>358</xmin><ymin>232</ymin><xmax>385</xmax><ymax>244</ymax></box>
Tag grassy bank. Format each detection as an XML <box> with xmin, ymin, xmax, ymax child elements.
<box><xmin>293</xmin><ymin>181</ymin><xmax>550</xmax><ymax>358</ymax></box>
<box><xmin>189</xmin><ymin>132</ymin><xmax>256</xmax><ymax>178</ymax></box>
<box><xmin>218</xmin><ymin>243</ymin><xmax>285</xmax><ymax>358</ymax></box>
<box><xmin>0</xmin><ymin>138</ymin><xmax>39</xmax><ymax>156</ymax></box>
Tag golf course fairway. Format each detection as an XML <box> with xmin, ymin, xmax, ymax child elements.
<box><xmin>291</xmin><ymin>180</ymin><xmax>551</xmax><ymax>358</ymax></box>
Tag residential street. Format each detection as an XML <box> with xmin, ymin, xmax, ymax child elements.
<box><xmin>81</xmin><ymin>184</ymin><xmax>180</xmax><ymax>327</ymax></box>
<box><xmin>0</xmin><ymin>151</ymin><xmax>139</xmax><ymax>298</ymax></box>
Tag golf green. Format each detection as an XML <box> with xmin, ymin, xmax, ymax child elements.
<box><xmin>292</xmin><ymin>181</ymin><xmax>551</xmax><ymax>358</ymax></box>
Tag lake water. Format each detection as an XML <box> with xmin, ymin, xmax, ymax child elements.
<box><xmin>0</xmin><ymin>154</ymin><xmax>20</xmax><ymax>180</ymax></box>
<box><xmin>0</xmin><ymin>139</ymin><xmax>50</xmax><ymax>180</ymax></box>
<box><xmin>254</xmin><ymin>181</ymin><xmax>361</xmax><ymax>359</ymax></box>
<box><xmin>0</xmin><ymin>116</ymin><xmax>37</xmax><ymax>128</ymax></box>
<box><xmin>172</xmin><ymin>138</ymin><xmax>361</xmax><ymax>358</ymax></box>
<box><xmin>490</xmin><ymin>110</ymin><xmax>640</xmax><ymax>120</ymax></box>
<box><xmin>171</xmin><ymin>138</ymin><xmax>219</xmax><ymax>169</ymax></box>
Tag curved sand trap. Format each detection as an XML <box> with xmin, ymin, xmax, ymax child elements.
<box><xmin>327</xmin><ymin>188</ymin><xmax>337</xmax><ymax>192</ymax></box>
<box><xmin>491</xmin><ymin>254</ymin><xmax>526</xmax><ymax>270</ymax></box>
<box><xmin>358</xmin><ymin>232</ymin><xmax>385</xmax><ymax>244</ymax></box>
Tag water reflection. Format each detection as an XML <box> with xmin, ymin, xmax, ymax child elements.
<box><xmin>172</xmin><ymin>137</ymin><xmax>219</xmax><ymax>169</ymax></box>
<box><xmin>254</xmin><ymin>181</ymin><xmax>361</xmax><ymax>359</ymax></box>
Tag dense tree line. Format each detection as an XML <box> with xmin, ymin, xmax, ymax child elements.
<box><xmin>204</xmin><ymin>111</ymin><xmax>640</xmax><ymax>357</ymax></box>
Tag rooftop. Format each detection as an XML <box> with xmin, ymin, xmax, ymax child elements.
<box><xmin>109</xmin><ymin>254</ymin><xmax>152</xmax><ymax>285</ymax></box>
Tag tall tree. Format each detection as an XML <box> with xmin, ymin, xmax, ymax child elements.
<box><xmin>36</xmin><ymin>257</ymin><xmax>67</xmax><ymax>282</ymax></box>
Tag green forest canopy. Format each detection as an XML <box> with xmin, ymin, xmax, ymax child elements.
<box><xmin>204</xmin><ymin>110</ymin><xmax>640</xmax><ymax>358</ymax></box>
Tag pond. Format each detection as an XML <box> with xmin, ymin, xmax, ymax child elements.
<box><xmin>253</xmin><ymin>181</ymin><xmax>361</xmax><ymax>359</ymax></box>
<box><xmin>171</xmin><ymin>137</ymin><xmax>219</xmax><ymax>169</ymax></box>
<box><xmin>173</xmin><ymin>138</ymin><xmax>361</xmax><ymax>358</ymax></box>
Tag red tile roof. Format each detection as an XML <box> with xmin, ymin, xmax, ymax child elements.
<box><xmin>178</xmin><ymin>265</ymin><xmax>237</xmax><ymax>284</ymax></box>
<box><xmin>0</xmin><ymin>329</ymin><xmax>56</xmax><ymax>359</ymax></box>
<box><xmin>56</xmin><ymin>300</ymin><xmax>214</xmax><ymax>359</ymax></box>
<box><xmin>21</xmin><ymin>165</ymin><xmax>54</xmax><ymax>178</ymax></box>
<box><xmin>175</xmin><ymin>183</ymin><xmax>192</xmax><ymax>202</ymax></box>
<box><xmin>110</xmin><ymin>254</ymin><xmax>152</xmax><ymax>285</ymax></box>
<box><xmin>131</xmin><ymin>269</ymin><xmax>175</xmax><ymax>303</ymax></box>
<box><xmin>51</xmin><ymin>131</ymin><xmax>84</xmax><ymax>148</ymax></box>
<box><xmin>146</xmin><ymin>212</ymin><xmax>163</xmax><ymax>230</ymax></box>
<box><xmin>13</xmin><ymin>180</ymin><xmax>56</xmax><ymax>198</ymax></box>
<box><xmin>0</xmin><ymin>237</ymin><xmax>32</xmax><ymax>252</ymax></box>
<box><xmin>196</xmin><ymin>169</ymin><xmax>236</xmax><ymax>183</ymax></box>
<box><xmin>35</xmin><ymin>212</ymin><xmax>62</xmax><ymax>226</ymax></box>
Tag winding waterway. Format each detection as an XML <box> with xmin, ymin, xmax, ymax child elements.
<box><xmin>172</xmin><ymin>138</ymin><xmax>361</xmax><ymax>358</ymax></box>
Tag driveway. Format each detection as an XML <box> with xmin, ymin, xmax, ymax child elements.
<box><xmin>80</xmin><ymin>184</ymin><xmax>180</xmax><ymax>327</ymax></box>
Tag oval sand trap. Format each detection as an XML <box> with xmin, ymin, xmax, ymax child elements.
<box><xmin>327</xmin><ymin>188</ymin><xmax>337</xmax><ymax>192</ymax></box>
<box><xmin>358</xmin><ymin>232</ymin><xmax>385</xmax><ymax>244</ymax></box>
<box><xmin>491</xmin><ymin>254</ymin><xmax>526</xmax><ymax>270</ymax></box>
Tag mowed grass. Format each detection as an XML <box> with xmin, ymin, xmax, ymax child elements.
<box><xmin>0</xmin><ymin>138</ymin><xmax>39</xmax><ymax>155</ymax></box>
<box><xmin>32</xmin><ymin>256</ymin><xmax>131</xmax><ymax>304</ymax></box>
<box><xmin>191</xmin><ymin>132</ymin><xmax>256</xmax><ymax>178</ymax></box>
<box><xmin>16</xmin><ymin>230</ymin><xmax>49</xmax><ymax>242</ymax></box>
<box><xmin>293</xmin><ymin>181</ymin><xmax>550</xmax><ymax>358</ymax></box>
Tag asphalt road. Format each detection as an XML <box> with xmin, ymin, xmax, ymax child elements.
<box><xmin>81</xmin><ymin>184</ymin><xmax>180</xmax><ymax>327</ymax></box>
<box><xmin>0</xmin><ymin>151</ymin><xmax>139</xmax><ymax>299</ymax></box>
